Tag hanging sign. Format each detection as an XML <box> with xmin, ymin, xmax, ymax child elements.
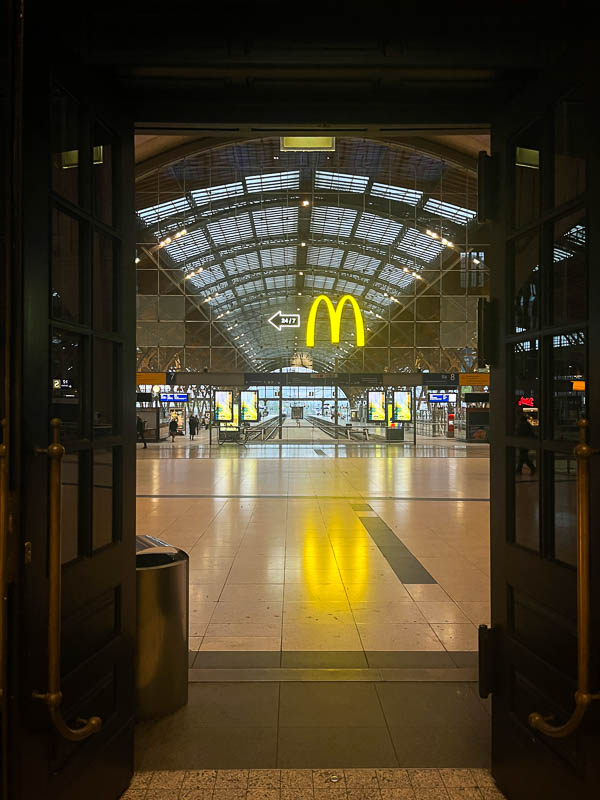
<box><xmin>306</xmin><ymin>294</ymin><xmax>365</xmax><ymax>347</ymax></box>
<box><xmin>160</xmin><ymin>392</ymin><xmax>188</xmax><ymax>402</ymax></box>
<box><xmin>268</xmin><ymin>311</ymin><xmax>301</xmax><ymax>331</ymax></box>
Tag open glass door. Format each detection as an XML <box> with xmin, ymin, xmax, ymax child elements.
<box><xmin>3</xmin><ymin>54</ymin><xmax>137</xmax><ymax>800</ymax></box>
<box><xmin>487</xmin><ymin>74</ymin><xmax>600</xmax><ymax>799</ymax></box>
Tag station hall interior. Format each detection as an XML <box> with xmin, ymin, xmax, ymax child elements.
<box><xmin>1</xmin><ymin>11</ymin><xmax>599</xmax><ymax>800</ymax></box>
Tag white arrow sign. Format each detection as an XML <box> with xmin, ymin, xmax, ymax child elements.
<box><xmin>268</xmin><ymin>311</ymin><xmax>301</xmax><ymax>331</ymax></box>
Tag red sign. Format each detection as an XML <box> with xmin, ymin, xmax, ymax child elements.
<box><xmin>518</xmin><ymin>396</ymin><xmax>535</xmax><ymax>407</ymax></box>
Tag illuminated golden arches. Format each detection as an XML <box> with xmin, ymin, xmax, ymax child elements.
<box><xmin>305</xmin><ymin>294</ymin><xmax>365</xmax><ymax>347</ymax></box>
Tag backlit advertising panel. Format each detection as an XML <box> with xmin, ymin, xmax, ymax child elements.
<box><xmin>240</xmin><ymin>390</ymin><xmax>258</xmax><ymax>422</ymax></box>
<box><xmin>221</xmin><ymin>403</ymin><xmax>239</xmax><ymax>430</ymax></box>
<box><xmin>367</xmin><ymin>391</ymin><xmax>386</xmax><ymax>422</ymax></box>
<box><xmin>214</xmin><ymin>390</ymin><xmax>233</xmax><ymax>422</ymax></box>
<box><xmin>392</xmin><ymin>391</ymin><xmax>412</xmax><ymax>422</ymax></box>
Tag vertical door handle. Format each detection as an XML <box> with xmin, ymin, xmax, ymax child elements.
<box><xmin>529</xmin><ymin>419</ymin><xmax>600</xmax><ymax>737</ymax></box>
<box><xmin>0</xmin><ymin>419</ymin><xmax>9</xmax><ymax>703</ymax></box>
<box><xmin>33</xmin><ymin>419</ymin><xmax>102</xmax><ymax>742</ymax></box>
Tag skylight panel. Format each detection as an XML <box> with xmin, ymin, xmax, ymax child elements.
<box><xmin>366</xmin><ymin>289</ymin><xmax>390</xmax><ymax>306</ymax></box>
<box><xmin>261</xmin><ymin>247</ymin><xmax>296</xmax><ymax>268</ymax></box>
<box><xmin>306</xmin><ymin>246</ymin><xmax>344</xmax><ymax>268</ymax></box>
<box><xmin>305</xmin><ymin>275</ymin><xmax>336</xmax><ymax>290</ymax></box>
<box><xmin>310</xmin><ymin>206</ymin><xmax>357</xmax><ymax>237</ymax></box>
<box><xmin>237</xmin><ymin>279</ymin><xmax>264</xmax><ymax>296</ymax></box>
<box><xmin>223</xmin><ymin>252</ymin><xmax>261</xmax><ymax>274</ymax></box>
<box><xmin>189</xmin><ymin>266</ymin><xmax>225</xmax><ymax>288</ymax></box>
<box><xmin>137</xmin><ymin>197</ymin><xmax>191</xmax><ymax>226</ymax></box>
<box><xmin>355</xmin><ymin>212</ymin><xmax>402</xmax><ymax>245</ymax></box>
<box><xmin>163</xmin><ymin>229</ymin><xmax>210</xmax><ymax>262</ymax></box>
<box><xmin>343</xmin><ymin>252</ymin><xmax>381</xmax><ymax>275</ymax></box>
<box><xmin>191</xmin><ymin>183</ymin><xmax>244</xmax><ymax>206</ymax></box>
<box><xmin>266</xmin><ymin>275</ymin><xmax>295</xmax><ymax>289</ymax></box>
<box><xmin>314</xmin><ymin>171</ymin><xmax>369</xmax><ymax>193</ymax></box>
<box><xmin>378</xmin><ymin>263</ymin><xmax>414</xmax><ymax>289</ymax></box>
<box><xmin>252</xmin><ymin>207</ymin><xmax>298</xmax><ymax>237</ymax></box>
<box><xmin>565</xmin><ymin>224</ymin><xmax>586</xmax><ymax>245</ymax></box>
<box><xmin>423</xmin><ymin>198</ymin><xmax>477</xmax><ymax>225</ymax></box>
<box><xmin>334</xmin><ymin>280</ymin><xmax>364</xmax><ymax>296</ymax></box>
<box><xmin>553</xmin><ymin>247</ymin><xmax>572</xmax><ymax>262</ymax></box>
<box><xmin>370</xmin><ymin>183</ymin><xmax>423</xmax><ymax>206</ymax></box>
<box><xmin>207</xmin><ymin>213</ymin><xmax>253</xmax><ymax>245</ymax></box>
<box><xmin>213</xmin><ymin>289</ymin><xmax>236</xmax><ymax>305</ymax></box>
<box><xmin>397</xmin><ymin>228</ymin><xmax>444</xmax><ymax>262</ymax></box>
<box><xmin>245</xmin><ymin>171</ymin><xmax>300</xmax><ymax>192</ymax></box>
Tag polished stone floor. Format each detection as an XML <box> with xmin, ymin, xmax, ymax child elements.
<box><xmin>137</xmin><ymin>451</ymin><xmax>489</xmax><ymax>658</ymax></box>
<box><xmin>122</xmin><ymin>767</ymin><xmax>506</xmax><ymax>799</ymax></box>
<box><xmin>135</xmin><ymin>445</ymin><xmax>492</xmax><ymax>773</ymax></box>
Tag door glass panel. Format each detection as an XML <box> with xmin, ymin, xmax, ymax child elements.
<box><xmin>554</xmin><ymin>93</ymin><xmax>586</xmax><ymax>207</ymax></box>
<box><xmin>61</xmin><ymin>453</ymin><xmax>79</xmax><ymax>564</ymax></box>
<box><xmin>552</xmin><ymin>211</ymin><xmax>586</xmax><ymax>325</ymax></box>
<box><xmin>93</xmin><ymin>124</ymin><xmax>114</xmax><ymax>226</ymax></box>
<box><xmin>51</xmin><ymin>330</ymin><xmax>83</xmax><ymax>441</ymax></box>
<box><xmin>51</xmin><ymin>209</ymin><xmax>81</xmax><ymax>323</ymax></box>
<box><xmin>514</xmin><ymin>122</ymin><xmax>542</xmax><ymax>227</ymax></box>
<box><xmin>93</xmin><ymin>232</ymin><xmax>116</xmax><ymax>331</ymax></box>
<box><xmin>512</xmin><ymin>231</ymin><xmax>539</xmax><ymax>333</ymax></box>
<box><xmin>51</xmin><ymin>86</ymin><xmax>80</xmax><ymax>205</ymax></box>
<box><xmin>93</xmin><ymin>339</ymin><xmax>116</xmax><ymax>437</ymax></box>
<box><xmin>512</xmin><ymin>339</ymin><xmax>540</xmax><ymax>435</ymax></box>
<box><xmin>93</xmin><ymin>448</ymin><xmax>114</xmax><ymax>551</ymax></box>
<box><xmin>551</xmin><ymin>331</ymin><xmax>586</xmax><ymax>441</ymax></box>
<box><xmin>552</xmin><ymin>452</ymin><xmax>577</xmax><ymax>567</ymax></box>
<box><xmin>513</xmin><ymin>447</ymin><xmax>539</xmax><ymax>552</ymax></box>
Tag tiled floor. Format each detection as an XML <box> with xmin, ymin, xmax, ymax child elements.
<box><xmin>136</xmin><ymin>438</ymin><xmax>490</xmax><ymax>461</ymax></box>
<box><xmin>135</xmin><ymin>445</ymin><xmax>492</xmax><ymax>777</ymax></box>
<box><xmin>123</xmin><ymin>768</ymin><xmax>506</xmax><ymax>799</ymax></box>
<box><xmin>135</xmin><ymin>682</ymin><xmax>491</xmax><ymax>771</ymax></box>
<box><xmin>136</xmin><ymin>453</ymin><xmax>490</xmax><ymax>659</ymax></box>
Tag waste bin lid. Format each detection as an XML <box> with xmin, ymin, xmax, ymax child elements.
<box><xmin>136</xmin><ymin>534</ymin><xmax>188</xmax><ymax>568</ymax></box>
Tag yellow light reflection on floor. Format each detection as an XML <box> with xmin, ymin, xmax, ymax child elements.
<box><xmin>301</xmin><ymin>509</ymin><xmax>371</xmax><ymax>604</ymax></box>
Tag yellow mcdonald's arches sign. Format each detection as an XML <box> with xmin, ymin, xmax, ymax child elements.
<box><xmin>305</xmin><ymin>294</ymin><xmax>365</xmax><ymax>348</ymax></box>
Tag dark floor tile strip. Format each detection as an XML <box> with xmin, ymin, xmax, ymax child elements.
<box><xmin>190</xmin><ymin>650</ymin><xmax>476</xmax><ymax>671</ymax></box>
<box><xmin>359</xmin><ymin>516</ymin><xmax>437</xmax><ymax>584</ymax></box>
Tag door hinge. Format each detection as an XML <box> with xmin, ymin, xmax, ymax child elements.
<box><xmin>478</xmin><ymin>624</ymin><xmax>497</xmax><ymax>698</ymax></box>
<box><xmin>24</xmin><ymin>541</ymin><xmax>31</xmax><ymax>565</ymax></box>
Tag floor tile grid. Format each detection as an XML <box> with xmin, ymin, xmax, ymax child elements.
<box><xmin>122</xmin><ymin>768</ymin><xmax>505</xmax><ymax>799</ymax></box>
<box><xmin>139</xmin><ymin>497</ymin><xmax>483</xmax><ymax>657</ymax></box>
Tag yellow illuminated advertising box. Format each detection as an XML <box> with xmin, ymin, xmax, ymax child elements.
<box><xmin>393</xmin><ymin>391</ymin><xmax>412</xmax><ymax>422</ymax></box>
<box><xmin>221</xmin><ymin>403</ymin><xmax>240</xmax><ymax>430</ymax></box>
<box><xmin>306</xmin><ymin>294</ymin><xmax>365</xmax><ymax>348</ymax></box>
<box><xmin>240</xmin><ymin>390</ymin><xmax>258</xmax><ymax>422</ymax></box>
<box><xmin>214</xmin><ymin>390</ymin><xmax>233</xmax><ymax>422</ymax></box>
<box><xmin>368</xmin><ymin>391</ymin><xmax>386</xmax><ymax>422</ymax></box>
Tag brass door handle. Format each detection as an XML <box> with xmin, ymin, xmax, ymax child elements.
<box><xmin>0</xmin><ymin>419</ymin><xmax>9</xmax><ymax>703</ymax></box>
<box><xmin>32</xmin><ymin>419</ymin><xmax>102</xmax><ymax>742</ymax></box>
<box><xmin>529</xmin><ymin>419</ymin><xmax>600</xmax><ymax>738</ymax></box>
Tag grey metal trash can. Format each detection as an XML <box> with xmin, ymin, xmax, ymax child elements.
<box><xmin>135</xmin><ymin>535</ymin><xmax>189</xmax><ymax>719</ymax></box>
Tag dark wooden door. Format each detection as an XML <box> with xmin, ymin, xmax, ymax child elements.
<box><xmin>2</xmin><ymin>32</ymin><xmax>137</xmax><ymax>800</ymax></box>
<box><xmin>487</xmin><ymin>56</ymin><xmax>600</xmax><ymax>800</ymax></box>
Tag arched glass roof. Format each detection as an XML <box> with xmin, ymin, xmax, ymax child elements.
<box><xmin>136</xmin><ymin>137</ymin><xmax>481</xmax><ymax>372</ymax></box>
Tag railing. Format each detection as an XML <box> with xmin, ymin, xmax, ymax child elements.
<box><xmin>245</xmin><ymin>414</ymin><xmax>286</xmax><ymax>441</ymax></box>
<box><xmin>307</xmin><ymin>416</ymin><xmax>373</xmax><ymax>441</ymax></box>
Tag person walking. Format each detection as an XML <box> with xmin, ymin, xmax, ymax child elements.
<box><xmin>189</xmin><ymin>414</ymin><xmax>198</xmax><ymax>440</ymax></box>
<box><xmin>136</xmin><ymin>415</ymin><xmax>147</xmax><ymax>448</ymax></box>
<box><xmin>515</xmin><ymin>407</ymin><xmax>536</xmax><ymax>475</ymax></box>
<box><xmin>169</xmin><ymin>416</ymin><xmax>178</xmax><ymax>443</ymax></box>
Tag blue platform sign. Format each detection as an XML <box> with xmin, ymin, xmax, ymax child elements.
<box><xmin>428</xmin><ymin>392</ymin><xmax>456</xmax><ymax>403</ymax></box>
<box><xmin>160</xmin><ymin>392</ymin><xmax>188</xmax><ymax>402</ymax></box>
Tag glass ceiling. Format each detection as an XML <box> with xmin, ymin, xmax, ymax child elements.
<box><xmin>136</xmin><ymin>137</ymin><xmax>481</xmax><ymax>372</ymax></box>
